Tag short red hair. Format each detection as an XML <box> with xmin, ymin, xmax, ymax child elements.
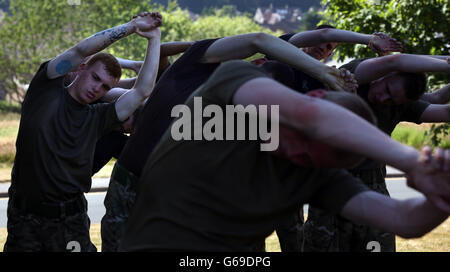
<box><xmin>86</xmin><ymin>52</ymin><xmax>122</xmax><ymax>79</ymax></box>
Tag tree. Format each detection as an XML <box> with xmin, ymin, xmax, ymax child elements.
<box><xmin>297</xmin><ymin>7</ymin><xmax>324</xmax><ymax>32</ymax></box>
<box><xmin>322</xmin><ymin>0</ymin><xmax>449</xmax><ymax>147</ymax></box>
<box><xmin>0</xmin><ymin>0</ymin><xmax>86</xmax><ymax>103</ymax></box>
<box><xmin>0</xmin><ymin>0</ymin><xmax>161</xmax><ymax>102</ymax></box>
<box><xmin>0</xmin><ymin>0</ymin><xmax>282</xmax><ymax>104</ymax></box>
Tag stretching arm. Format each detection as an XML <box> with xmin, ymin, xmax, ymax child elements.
<box><xmin>202</xmin><ymin>32</ymin><xmax>348</xmax><ymax>92</ymax></box>
<box><xmin>420</xmin><ymin>104</ymin><xmax>450</xmax><ymax>123</ymax></box>
<box><xmin>233</xmin><ymin>77</ymin><xmax>450</xmax><ymax>212</ymax></box>
<box><xmin>341</xmin><ymin>191</ymin><xmax>448</xmax><ymax>238</ymax></box>
<box><xmin>421</xmin><ymin>83</ymin><xmax>450</xmax><ymax>104</ymax></box>
<box><xmin>354</xmin><ymin>54</ymin><xmax>450</xmax><ymax>84</ymax></box>
<box><xmin>114</xmin><ymin>28</ymin><xmax>161</xmax><ymax>121</ymax></box>
<box><xmin>233</xmin><ymin>77</ymin><xmax>419</xmax><ymax>171</ymax></box>
<box><xmin>47</xmin><ymin>12</ymin><xmax>161</xmax><ymax>79</ymax></box>
<box><xmin>288</xmin><ymin>29</ymin><xmax>402</xmax><ymax>54</ymax></box>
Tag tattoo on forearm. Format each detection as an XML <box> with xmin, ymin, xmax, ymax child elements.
<box><xmin>93</xmin><ymin>25</ymin><xmax>129</xmax><ymax>47</ymax></box>
<box><xmin>56</xmin><ymin>60</ymin><xmax>73</xmax><ymax>75</ymax></box>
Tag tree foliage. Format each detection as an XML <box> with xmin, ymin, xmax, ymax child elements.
<box><xmin>322</xmin><ymin>0</ymin><xmax>449</xmax><ymax>84</ymax></box>
<box><xmin>152</xmin><ymin>0</ymin><xmax>322</xmax><ymax>13</ymax></box>
<box><xmin>0</xmin><ymin>0</ymin><xmax>86</xmax><ymax>103</ymax></box>
<box><xmin>0</xmin><ymin>0</ymin><xmax>278</xmax><ymax>103</ymax></box>
<box><xmin>296</xmin><ymin>7</ymin><xmax>324</xmax><ymax>32</ymax></box>
<box><xmin>322</xmin><ymin>0</ymin><xmax>449</xmax><ymax>147</ymax></box>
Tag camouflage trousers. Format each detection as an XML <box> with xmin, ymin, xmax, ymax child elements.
<box><xmin>101</xmin><ymin>162</ymin><xmax>138</xmax><ymax>252</ymax></box>
<box><xmin>299</xmin><ymin>167</ymin><xmax>396</xmax><ymax>252</ymax></box>
<box><xmin>252</xmin><ymin>207</ymin><xmax>304</xmax><ymax>252</ymax></box>
<box><xmin>4</xmin><ymin>191</ymin><xmax>96</xmax><ymax>252</ymax></box>
<box><xmin>274</xmin><ymin>207</ymin><xmax>305</xmax><ymax>252</ymax></box>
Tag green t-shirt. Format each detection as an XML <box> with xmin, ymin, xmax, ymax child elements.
<box><xmin>120</xmin><ymin>60</ymin><xmax>369</xmax><ymax>251</ymax></box>
<box><xmin>12</xmin><ymin>61</ymin><xmax>119</xmax><ymax>203</ymax></box>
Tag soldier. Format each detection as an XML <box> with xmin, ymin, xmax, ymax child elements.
<box><xmin>101</xmin><ymin>31</ymin><xmax>356</xmax><ymax>251</ymax></box>
<box><xmin>118</xmin><ymin>60</ymin><xmax>450</xmax><ymax>251</ymax></box>
<box><xmin>4</xmin><ymin>12</ymin><xmax>162</xmax><ymax>252</ymax></box>
<box><xmin>301</xmin><ymin>53</ymin><xmax>450</xmax><ymax>252</ymax></box>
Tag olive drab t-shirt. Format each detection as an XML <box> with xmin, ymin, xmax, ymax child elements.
<box><xmin>340</xmin><ymin>58</ymin><xmax>430</xmax><ymax>170</ymax></box>
<box><xmin>118</xmin><ymin>39</ymin><xmax>221</xmax><ymax>177</ymax></box>
<box><xmin>119</xmin><ymin>60</ymin><xmax>369</xmax><ymax>252</ymax></box>
<box><xmin>11</xmin><ymin>61</ymin><xmax>119</xmax><ymax>203</ymax></box>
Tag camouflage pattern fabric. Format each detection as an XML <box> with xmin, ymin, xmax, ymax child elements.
<box><xmin>4</xmin><ymin>194</ymin><xmax>96</xmax><ymax>252</ymax></box>
<box><xmin>275</xmin><ymin>207</ymin><xmax>305</xmax><ymax>252</ymax></box>
<box><xmin>101</xmin><ymin>162</ymin><xmax>138</xmax><ymax>252</ymax></box>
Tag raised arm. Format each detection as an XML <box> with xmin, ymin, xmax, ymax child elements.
<box><xmin>421</xmin><ymin>83</ymin><xmax>450</xmax><ymax>104</ymax></box>
<box><xmin>287</xmin><ymin>29</ymin><xmax>402</xmax><ymax>55</ymax></box>
<box><xmin>233</xmin><ymin>77</ymin><xmax>450</xmax><ymax>211</ymax></box>
<box><xmin>202</xmin><ymin>32</ymin><xmax>350</xmax><ymax>92</ymax></box>
<box><xmin>419</xmin><ymin>104</ymin><xmax>450</xmax><ymax>123</ymax></box>
<box><xmin>47</xmin><ymin>12</ymin><xmax>161</xmax><ymax>79</ymax></box>
<box><xmin>161</xmin><ymin>41</ymin><xmax>194</xmax><ymax>57</ymax></box>
<box><xmin>342</xmin><ymin>146</ymin><xmax>450</xmax><ymax>237</ymax></box>
<box><xmin>233</xmin><ymin>77</ymin><xmax>418</xmax><ymax>170</ymax></box>
<box><xmin>112</xmin><ymin>41</ymin><xmax>193</xmax><ymax>88</ymax></box>
<box><xmin>341</xmin><ymin>191</ymin><xmax>448</xmax><ymax>239</ymax></box>
<box><xmin>114</xmin><ymin>27</ymin><xmax>161</xmax><ymax>121</ymax></box>
<box><xmin>158</xmin><ymin>41</ymin><xmax>194</xmax><ymax>74</ymax></box>
<box><xmin>354</xmin><ymin>54</ymin><xmax>450</xmax><ymax>84</ymax></box>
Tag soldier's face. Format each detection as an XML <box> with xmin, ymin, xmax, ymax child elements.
<box><xmin>368</xmin><ymin>75</ymin><xmax>411</xmax><ymax>106</ymax></box>
<box><xmin>303</xmin><ymin>42</ymin><xmax>338</xmax><ymax>60</ymax></box>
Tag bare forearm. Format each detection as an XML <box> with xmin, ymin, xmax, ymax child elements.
<box><xmin>341</xmin><ymin>192</ymin><xmax>448</xmax><ymax>239</ymax></box>
<box><xmin>75</xmin><ymin>22</ymin><xmax>136</xmax><ymax>57</ymax></box>
<box><xmin>235</xmin><ymin>78</ymin><xmax>418</xmax><ymax>171</ymax></box>
<box><xmin>252</xmin><ymin>33</ymin><xmax>332</xmax><ymax>82</ymax></box>
<box><xmin>133</xmin><ymin>37</ymin><xmax>161</xmax><ymax>98</ymax></box>
<box><xmin>421</xmin><ymin>84</ymin><xmax>450</xmax><ymax>104</ymax></box>
<box><xmin>392</xmin><ymin>54</ymin><xmax>450</xmax><ymax>74</ymax></box>
<box><xmin>419</xmin><ymin>55</ymin><xmax>450</xmax><ymax>61</ymax></box>
<box><xmin>395</xmin><ymin>197</ymin><xmax>448</xmax><ymax>238</ymax></box>
<box><xmin>304</xmin><ymin>98</ymin><xmax>419</xmax><ymax>172</ymax></box>
<box><xmin>355</xmin><ymin>54</ymin><xmax>450</xmax><ymax>84</ymax></box>
<box><xmin>115</xmin><ymin>77</ymin><xmax>137</xmax><ymax>90</ymax></box>
<box><xmin>289</xmin><ymin>28</ymin><xmax>371</xmax><ymax>48</ymax></box>
<box><xmin>161</xmin><ymin>41</ymin><xmax>193</xmax><ymax>57</ymax></box>
<box><xmin>116</xmin><ymin>57</ymin><xmax>142</xmax><ymax>72</ymax></box>
<box><xmin>203</xmin><ymin>33</ymin><xmax>329</xmax><ymax>81</ymax></box>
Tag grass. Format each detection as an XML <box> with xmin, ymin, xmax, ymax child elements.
<box><xmin>264</xmin><ymin>216</ymin><xmax>450</xmax><ymax>252</ymax></box>
<box><xmin>1</xmin><ymin>217</ymin><xmax>449</xmax><ymax>252</ymax></box>
<box><xmin>391</xmin><ymin>125</ymin><xmax>427</xmax><ymax>149</ymax></box>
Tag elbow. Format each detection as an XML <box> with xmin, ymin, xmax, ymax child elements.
<box><xmin>316</xmin><ymin>28</ymin><xmax>332</xmax><ymax>43</ymax></box>
<box><xmin>383</xmin><ymin>54</ymin><xmax>403</xmax><ymax>71</ymax></box>
<box><xmin>73</xmin><ymin>43</ymin><xmax>88</xmax><ymax>59</ymax></box>
<box><xmin>141</xmin><ymin>84</ymin><xmax>156</xmax><ymax>99</ymax></box>
<box><xmin>251</xmin><ymin>32</ymin><xmax>274</xmax><ymax>49</ymax></box>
